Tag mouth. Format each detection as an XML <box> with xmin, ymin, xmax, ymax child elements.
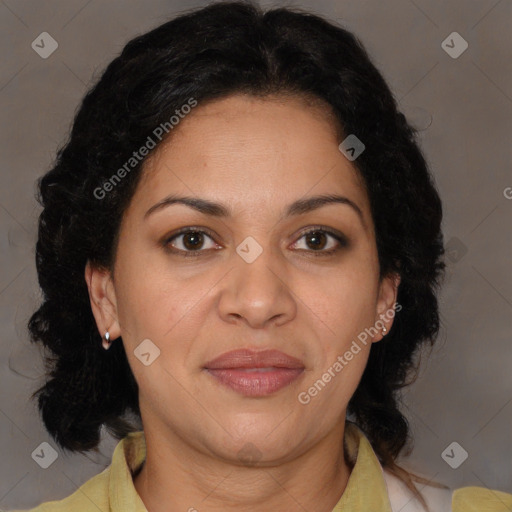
<box><xmin>203</xmin><ymin>349</ymin><xmax>305</xmax><ymax>397</ymax></box>
<box><xmin>205</xmin><ymin>367</ymin><xmax>305</xmax><ymax>396</ymax></box>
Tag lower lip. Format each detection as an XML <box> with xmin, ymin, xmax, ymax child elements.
<box><xmin>205</xmin><ymin>368</ymin><xmax>304</xmax><ymax>397</ymax></box>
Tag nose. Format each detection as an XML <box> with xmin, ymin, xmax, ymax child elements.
<box><xmin>217</xmin><ymin>244</ymin><xmax>297</xmax><ymax>330</ymax></box>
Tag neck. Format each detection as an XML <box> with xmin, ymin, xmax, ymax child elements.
<box><xmin>133</xmin><ymin>421</ymin><xmax>352</xmax><ymax>512</ymax></box>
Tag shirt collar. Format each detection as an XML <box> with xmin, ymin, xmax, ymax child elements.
<box><xmin>109</xmin><ymin>420</ymin><xmax>392</xmax><ymax>512</ymax></box>
<box><xmin>331</xmin><ymin>421</ymin><xmax>393</xmax><ymax>511</ymax></box>
<box><xmin>109</xmin><ymin>428</ymin><xmax>147</xmax><ymax>512</ymax></box>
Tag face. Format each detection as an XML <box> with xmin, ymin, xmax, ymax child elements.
<box><xmin>86</xmin><ymin>93</ymin><xmax>399</xmax><ymax>465</ymax></box>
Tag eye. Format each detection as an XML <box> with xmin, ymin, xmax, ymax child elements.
<box><xmin>291</xmin><ymin>226</ymin><xmax>348</xmax><ymax>256</ymax></box>
<box><xmin>163</xmin><ymin>225</ymin><xmax>349</xmax><ymax>258</ymax></box>
<box><xmin>164</xmin><ymin>227</ymin><xmax>219</xmax><ymax>257</ymax></box>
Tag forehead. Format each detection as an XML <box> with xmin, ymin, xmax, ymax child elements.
<box><xmin>127</xmin><ymin>94</ymin><xmax>370</xmax><ymax>225</ymax></box>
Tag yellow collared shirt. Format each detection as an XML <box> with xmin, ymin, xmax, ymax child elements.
<box><xmin>9</xmin><ymin>422</ymin><xmax>512</xmax><ymax>511</ymax></box>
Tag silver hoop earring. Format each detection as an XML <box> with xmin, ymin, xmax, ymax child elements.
<box><xmin>102</xmin><ymin>331</ymin><xmax>112</xmax><ymax>350</ymax></box>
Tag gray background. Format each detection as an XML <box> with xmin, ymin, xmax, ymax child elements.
<box><xmin>1</xmin><ymin>0</ymin><xmax>511</xmax><ymax>509</ymax></box>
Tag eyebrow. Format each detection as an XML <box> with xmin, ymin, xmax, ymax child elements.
<box><xmin>144</xmin><ymin>193</ymin><xmax>365</xmax><ymax>227</ymax></box>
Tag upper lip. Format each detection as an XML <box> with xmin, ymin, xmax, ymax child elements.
<box><xmin>204</xmin><ymin>349</ymin><xmax>305</xmax><ymax>369</ymax></box>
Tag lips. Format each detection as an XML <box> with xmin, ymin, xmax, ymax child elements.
<box><xmin>204</xmin><ymin>349</ymin><xmax>305</xmax><ymax>397</ymax></box>
<box><xmin>204</xmin><ymin>348</ymin><xmax>305</xmax><ymax>370</ymax></box>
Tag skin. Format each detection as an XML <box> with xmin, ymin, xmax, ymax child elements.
<box><xmin>85</xmin><ymin>93</ymin><xmax>400</xmax><ymax>512</ymax></box>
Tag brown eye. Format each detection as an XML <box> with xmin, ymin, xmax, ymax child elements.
<box><xmin>292</xmin><ymin>227</ymin><xmax>348</xmax><ymax>256</ymax></box>
<box><xmin>181</xmin><ymin>231</ymin><xmax>205</xmax><ymax>250</ymax></box>
<box><xmin>164</xmin><ymin>228</ymin><xmax>218</xmax><ymax>257</ymax></box>
<box><xmin>304</xmin><ymin>231</ymin><xmax>329</xmax><ymax>250</ymax></box>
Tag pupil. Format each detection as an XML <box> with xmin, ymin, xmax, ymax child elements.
<box><xmin>307</xmin><ymin>231</ymin><xmax>326</xmax><ymax>250</ymax></box>
<box><xmin>184</xmin><ymin>232</ymin><xmax>203</xmax><ymax>250</ymax></box>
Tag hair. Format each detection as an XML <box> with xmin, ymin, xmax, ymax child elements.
<box><xmin>28</xmin><ymin>1</ymin><xmax>446</xmax><ymax>510</ymax></box>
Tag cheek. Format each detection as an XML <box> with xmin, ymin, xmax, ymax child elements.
<box><xmin>116</xmin><ymin>278</ymin><xmax>203</xmax><ymax>402</ymax></box>
<box><xmin>297</xmin><ymin>259</ymin><xmax>379</xmax><ymax>379</ymax></box>
<box><xmin>298</xmin><ymin>346</ymin><xmax>370</xmax><ymax>427</ymax></box>
<box><xmin>116</xmin><ymin>262</ymin><xmax>201</xmax><ymax>338</ymax></box>
<box><xmin>116</xmin><ymin>271</ymin><xmax>215</xmax><ymax>387</ymax></box>
<box><xmin>307</xmin><ymin>268</ymin><xmax>378</xmax><ymax>336</ymax></box>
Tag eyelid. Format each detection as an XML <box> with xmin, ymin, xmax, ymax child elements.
<box><xmin>162</xmin><ymin>226</ymin><xmax>220</xmax><ymax>255</ymax></box>
<box><xmin>290</xmin><ymin>225</ymin><xmax>349</xmax><ymax>255</ymax></box>
<box><xmin>293</xmin><ymin>225</ymin><xmax>349</xmax><ymax>245</ymax></box>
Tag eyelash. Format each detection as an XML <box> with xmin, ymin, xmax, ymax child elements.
<box><xmin>162</xmin><ymin>225</ymin><xmax>349</xmax><ymax>259</ymax></box>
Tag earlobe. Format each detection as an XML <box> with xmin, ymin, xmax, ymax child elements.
<box><xmin>84</xmin><ymin>260</ymin><xmax>121</xmax><ymax>341</ymax></box>
<box><xmin>373</xmin><ymin>272</ymin><xmax>401</xmax><ymax>342</ymax></box>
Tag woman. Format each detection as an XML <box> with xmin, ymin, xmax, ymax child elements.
<box><xmin>10</xmin><ymin>1</ymin><xmax>512</xmax><ymax>511</ymax></box>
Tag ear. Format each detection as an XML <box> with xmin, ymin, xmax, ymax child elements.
<box><xmin>372</xmin><ymin>272</ymin><xmax>401</xmax><ymax>343</ymax></box>
<box><xmin>84</xmin><ymin>260</ymin><xmax>121</xmax><ymax>341</ymax></box>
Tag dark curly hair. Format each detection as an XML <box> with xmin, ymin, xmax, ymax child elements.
<box><xmin>28</xmin><ymin>1</ymin><xmax>446</xmax><ymax>509</ymax></box>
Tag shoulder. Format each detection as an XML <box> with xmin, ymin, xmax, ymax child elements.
<box><xmin>383</xmin><ymin>469</ymin><xmax>512</xmax><ymax>512</ymax></box>
<box><xmin>5</xmin><ymin>467</ymin><xmax>110</xmax><ymax>512</ymax></box>
<box><xmin>382</xmin><ymin>469</ymin><xmax>452</xmax><ymax>512</ymax></box>
<box><xmin>452</xmin><ymin>486</ymin><xmax>512</xmax><ymax>511</ymax></box>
